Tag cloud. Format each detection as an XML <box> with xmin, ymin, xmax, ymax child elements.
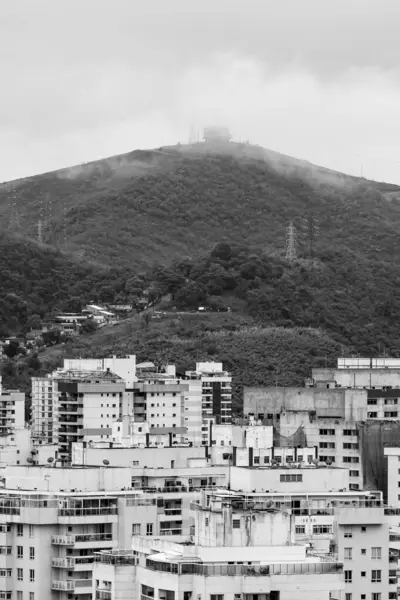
<box><xmin>1</xmin><ymin>0</ymin><xmax>400</xmax><ymax>184</ymax></box>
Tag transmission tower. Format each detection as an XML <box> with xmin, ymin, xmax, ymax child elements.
<box><xmin>301</xmin><ymin>215</ymin><xmax>319</xmax><ymax>260</ymax></box>
<box><xmin>285</xmin><ymin>221</ymin><xmax>297</xmax><ymax>263</ymax></box>
<box><xmin>37</xmin><ymin>219</ymin><xmax>44</xmax><ymax>243</ymax></box>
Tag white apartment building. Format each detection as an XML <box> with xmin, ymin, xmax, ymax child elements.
<box><xmin>337</xmin><ymin>505</ymin><xmax>396</xmax><ymax>600</ymax></box>
<box><xmin>32</xmin><ymin>369</ymin><xmax>129</xmax><ymax>459</ymax></box>
<box><xmin>186</xmin><ymin>362</ymin><xmax>232</xmax><ymax>445</ymax></box>
<box><xmin>0</xmin><ymin>463</ymin><xmax>209</xmax><ymax>600</ymax></box>
<box><xmin>384</xmin><ymin>446</ymin><xmax>400</xmax><ymax>508</ymax></box>
<box><xmin>92</xmin><ymin>489</ymin><xmax>344</xmax><ymax>600</ymax></box>
<box><xmin>133</xmin><ymin>367</ymin><xmax>203</xmax><ymax>447</ymax></box>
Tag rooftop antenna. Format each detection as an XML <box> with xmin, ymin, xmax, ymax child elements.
<box><xmin>285</xmin><ymin>221</ymin><xmax>297</xmax><ymax>263</ymax></box>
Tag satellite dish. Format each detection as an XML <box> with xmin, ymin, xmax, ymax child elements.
<box><xmin>103</xmin><ymin>459</ymin><xmax>110</xmax><ymax>466</ymax></box>
<box><xmin>47</xmin><ymin>457</ymin><xmax>54</xmax><ymax>463</ymax></box>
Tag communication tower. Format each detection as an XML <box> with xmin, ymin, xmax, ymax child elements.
<box><xmin>285</xmin><ymin>221</ymin><xmax>297</xmax><ymax>263</ymax></box>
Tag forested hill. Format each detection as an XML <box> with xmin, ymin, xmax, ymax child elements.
<box><xmin>1</xmin><ymin>143</ymin><xmax>400</xmax><ymax>270</ymax></box>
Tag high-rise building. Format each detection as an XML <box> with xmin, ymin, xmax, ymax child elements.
<box><xmin>186</xmin><ymin>362</ymin><xmax>232</xmax><ymax>445</ymax></box>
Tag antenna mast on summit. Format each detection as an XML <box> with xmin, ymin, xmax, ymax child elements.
<box><xmin>285</xmin><ymin>221</ymin><xmax>297</xmax><ymax>263</ymax></box>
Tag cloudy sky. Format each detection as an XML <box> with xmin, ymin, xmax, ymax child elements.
<box><xmin>1</xmin><ymin>0</ymin><xmax>400</xmax><ymax>183</ymax></box>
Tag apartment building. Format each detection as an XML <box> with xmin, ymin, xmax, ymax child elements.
<box><xmin>132</xmin><ymin>366</ymin><xmax>203</xmax><ymax>447</ymax></box>
<box><xmin>92</xmin><ymin>489</ymin><xmax>345</xmax><ymax>600</ymax></box>
<box><xmin>0</xmin><ymin>463</ymin><xmax>211</xmax><ymax>600</ymax></box>
<box><xmin>243</xmin><ymin>387</ymin><xmax>365</xmax><ymax>490</ymax></box>
<box><xmin>337</xmin><ymin>505</ymin><xmax>396</xmax><ymax>600</ymax></box>
<box><xmin>186</xmin><ymin>362</ymin><xmax>232</xmax><ymax>445</ymax></box>
<box><xmin>0</xmin><ymin>380</ymin><xmax>25</xmax><ymax>434</ymax></box>
<box><xmin>384</xmin><ymin>446</ymin><xmax>400</xmax><ymax>508</ymax></box>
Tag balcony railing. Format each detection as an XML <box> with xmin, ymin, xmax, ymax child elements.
<box><xmin>94</xmin><ymin>551</ymin><xmax>138</xmax><ymax>566</ymax></box>
<box><xmin>145</xmin><ymin>559</ymin><xmax>343</xmax><ymax>576</ymax></box>
<box><xmin>163</xmin><ymin>509</ymin><xmax>182</xmax><ymax>515</ymax></box>
<box><xmin>52</xmin><ymin>533</ymin><xmax>112</xmax><ymax>545</ymax></box>
<box><xmin>52</xmin><ymin>557</ymin><xmax>75</xmax><ymax>568</ymax></box>
<box><xmin>96</xmin><ymin>591</ymin><xmax>112</xmax><ymax>600</ymax></box>
<box><xmin>52</xmin><ymin>580</ymin><xmax>75</xmax><ymax>591</ymax></box>
<box><xmin>75</xmin><ymin>533</ymin><xmax>113</xmax><ymax>543</ymax></box>
<box><xmin>59</xmin><ymin>507</ymin><xmax>117</xmax><ymax>517</ymax></box>
<box><xmin>52</xmin><ymin>536</ymin><xmax>75</xmax><ymax>545</ymax></box>
<box><xmin>159</xmin><ymin>529</ymin><xmax>182</xmax><ymax>536</ymax></box>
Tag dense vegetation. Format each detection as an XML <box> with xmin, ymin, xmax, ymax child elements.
<box><xmin>1</xmin><ymin>312</ymin><xmax>344</xmax><ymax>411</ymax></box>
<box><xmin>2</xmin><ymin>142</ymin><xmax>400</xmax><ymax>407</ymax></box>
<box><xmin>1</xmin><ymin>144</ymin><xmax>400</xmax><ymax>271</ymax></box>
<box><xmin>0</xmin><ymin>233</ymin><xmax>130</xmax><ymax>336</ymax></box>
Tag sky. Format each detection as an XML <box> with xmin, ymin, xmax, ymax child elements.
<box><xmin>1</xmin><ymin>0</ymin><xmax>400</xmax><ymax>183</ymax></box>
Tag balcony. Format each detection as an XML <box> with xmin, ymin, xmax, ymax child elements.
<box><xmin>52</xmin><ymin>536</ymin><xmax>75</xmax><ymax>545</ymax></box>
<box><xmin>145</xmin><ymin>559</ymin><xmax>343</xmax><ymax>576</ymax></box>
<box><xmin>52</xmin><ymin>580</ymin><xmax>75</xmax><ymax>591</ymax></box>
<box><xmin>159</xmin><ymin>529</ymin><xmax>182</xmax><ymax>536</ymax></box>
<box><xmin>163</xmin><ymin>509</ymin><xmax>182</xmax><ymax>516</ymax></box>
<box><xmin>52</xmin><ymin>557</ymin><xmax>76</xmax><ymax>568</ymax></box>
<box><xmin>96</xmin><ymin>591</ymin><xmax>112</xmax><ymax>600</ymax></box>
<box><xmin>52</xmin><ymin>533</ymin><xmax>113</xmax><ymax>547</ymax></box>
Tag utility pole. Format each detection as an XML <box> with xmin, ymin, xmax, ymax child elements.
<box><xmin>285</xmin><ymin>221</ymin><xmax>297</xmax><ymax>263</ymax></box>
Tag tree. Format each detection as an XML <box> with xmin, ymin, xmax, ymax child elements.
<box><xmin>81</xmin><ymin>319</ymin><xmax>98</xmax><ymax>335</ymax></box>
<box><xmin>3</xmin><ymin>340</ymin><xmax>20</xmax><ymax>358</ymax></box>
<box><xmin>26</xmin><ymin>314</ymin><xmax>42</xmax><ymax>331</ymax></box>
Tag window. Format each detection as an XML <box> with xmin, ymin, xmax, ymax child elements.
<box><xmin>17</xmin><ymin>546</ymin><xmax>23</xmax><ymax>559</ymax></box>
<box><xmin>384</xmin><ymin>412</ymin><xmax>398</xmax><ymax>418</ymax></box>
<box><xmin>361</xmin><ymin>549</ymin><xmax>366</xmax><ymax>555</ymax></box>
<box><xmin>319</xmin><ymin>456</ymin><xmax>335</xmax><ymax>463</ymax></box>
<box><xmin>344</xmin><ymin>548</ymin><xmax>352</xmax><ymax>560</ymax></box>
<box><xmin>361</xmin><ymin>526</ymin><xmax>366</xmax><ymax>532</ymax></box>
<box><xmin>17</xmin><ymin>593</ymin><xmax>23</xmax><ymax>600</ymax></box>
<box><xmin>371</xmin><ymin>595</ymin><xmax>381</xmax><ymax>600</ymax></box>
<box><xmin>295</xmin><ymin>525</ymin><xmax>305</xmax><ymax>535</ymax></box>
<box><xmin>343</xmin><ymin>456</ymin><xmax>359</xmax><ymax>463</ymax></box>
<box><xmin>344</xmin><ymin>570</ymin><xmax>352</xmax><ymax>583</ymax></box>
<box><xmin>343</xmin><ymin>442</ymin><xmax>359</xmax><ymax>450</ymax></box>
<box><xmin>232</xmin><ymin>519</ymin><xmax>241</xmax><ymax>529</ymax></box>
<box><xmin>319</xmin><ymin>429</ymin><xmax>335</xmax><ymax>435</ymax></box>
<box><xmin>146</xmin><ymin>523</ymin><xmax>153</xmax><ymax>536</ymax></box>
<box><xmin>28</xmin><ymin>525</ymin><xmax>34</xmax><ymax>538</ymax></box>
<box><xmin>280</xmin><ymin>474</ymin><xmax>303</xmax><ymax>482</ymax></box>
<box><xmin>253</xmin><ymin>456</ymin><xmax>260</xmax><ymax>464</ymax></box>
<box><xmin>371</xmin><ymin>547</ymin><xmax>381</xmax><ymax>559</ymax></box>
<box><xmin>29</xmin><ymin>547</ymin><xmax>35</xmax><ymax>560</ymax></box>
<box><xmin>263</xmin><ymin>456</ymin><xmax>270</xmax><ymax>463</ymax></box>
<box><xmin>345</xmin><ymin>595</ymin><xmax>352</xmax><ymax>600</ymax></box>
<box><xmin>361</xmin><ymin>571</ymin><xmax>366</xmax><ymax>577</ymax></box>
<box><xmin>17</xmin><ymin>524</ymin><xmax>23</xmax><ymax>537</ymax></box>
<box><xmin>29</xmin><ymin>594</ymin><xmax>34</xmax><ymax>600</ymax></box>
<box><xmin>17</xmin><ymin>568</ymin><xmax>23</xmax><ymax>581</ymax></box>
<box><xmin>319</xmin><ymin>442</ymin><xmax>335</xmax><ymax>449</ymax></box>
<box><xmin>29</xmin><ymin>569</ymin><xmax>35</xmax><ymax>583</ymax></box>
<box><xmin>349</xmin><ymin>470</ymin><xmax>360</xmax><ymax>477</ymax></box>
<box><xmin>367</xmin><ymin>399</ymin><xmax>377</xmax><ymax>405</ymax></box>
<box><xmin>343</xmin><ymin>429</ymin><xmax>358</xmax><ymax>436</ymax></box>
<box><xmin>368</xmin><ymin>412</ymin><xmax>378</xmax><ymax>418</ymax></box>
<box><xmin>312</xmin><ymin>525</ymin><xmax>332</xmax><ymax>535</ymax></box>
<box><xmin>385</xmin><ymin>398</ymin><xmax>398</xmax><ymax>405</ymax></box>
<box><xmin>210</xmin><ymin>596</ymin><xmax>224</xmax><ymax>600</ymax></box>
<box><xmin>371</xmin><ymin>570</ymin><xmax>381</xmax><ymax>583</ymax></box>
<box><xmin>344</xmin><ymin>527</ymin><xmax>352</xmax><ymax>538</ymax></box>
